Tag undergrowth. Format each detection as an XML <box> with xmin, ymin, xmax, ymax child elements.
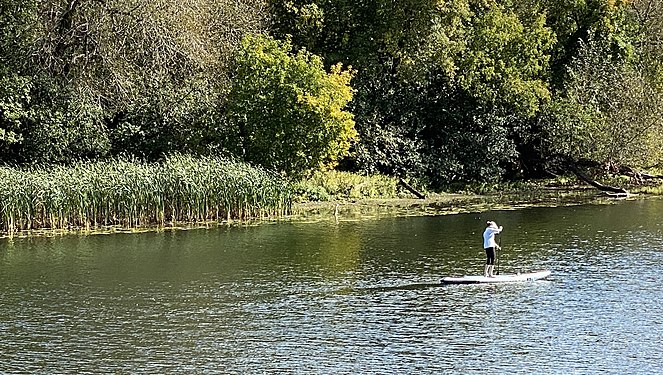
<box><xmin>293</xmin><ymin>170</ymin><xmax>405</xmax><ymax>202</ymax></box>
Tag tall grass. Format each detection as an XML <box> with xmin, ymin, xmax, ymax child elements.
<box><xmin>0</xmin><ymin>154</ymin><xmax>291</xmax><ymax>234</ymax></box>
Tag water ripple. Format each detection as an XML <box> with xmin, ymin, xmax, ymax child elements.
<box><xmin>1</xmin><ymin>201</ymin><xmax>663</xmax><ymax>374</ymax></box>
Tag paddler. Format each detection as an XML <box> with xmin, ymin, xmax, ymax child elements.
<box><xmin>483</xmin><ymin>221</ymin><xmax>503</xmax><ymax>277</ymax></box>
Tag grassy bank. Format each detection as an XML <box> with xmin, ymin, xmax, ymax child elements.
<box><xmin>0</xmin><ymin>155</ymin><xmax>291</xmax><ymax>234</ymax></box>
<box><xmin>291</xmin><ymin>170</ymin><xmax>663</xmax><ymax>220</ymax></box>
<box><xmin>2</xmin><ymin>161</ymin><xmax>661</xmax><ymax>237</ymax></box>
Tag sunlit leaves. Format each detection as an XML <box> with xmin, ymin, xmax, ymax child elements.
<box><xmin>450</xmin><ymin>3</ymin><xmax>555</xmax><ymax>117</ymax></box>
<box><xmin>226</xmin><ymin>34</ymin><xmax>357</xmax><ymax>177</ymax></box>
<box><xmin>0</xmin><ymin>75</ymin><xmax>30</xmax><ymax>145</ymax></box>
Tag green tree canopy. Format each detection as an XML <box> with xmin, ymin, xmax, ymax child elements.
<box><xmin>225</xmin><ymin>34</ymin><xmax>357</xmax><ymax>176</ymax></box>
<box><xmin>631</xmin><ymin>0</ymin><xmax>663</xmax><ymax>89</ymax></box>
<box><xmin>2</xmin><ymin>0</ymin><xmax>661</xmax><ymax>185</ymax></box>
<box><xmin>269</xmin><ymin>0</ymin><xmax>557</xmax><ymax>184</ymax></box>
<box><xmin>455</xmin><ymin>4</ymin><xmax>554</xmax><ymax>117</ymax></box>
<box><xmin>0</xmin><ymin>0</ymin><xmax>269</xmax><ymax>164</ymax></box>
<box><xmin>542</xmin><ymin>36</ymin><xmax>663</xmax><ymax>168</ymax></box>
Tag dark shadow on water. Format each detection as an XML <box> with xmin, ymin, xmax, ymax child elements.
<box><xmin>353</xmin><ymin>282</ymin><xmax>447</xmax><ymax>293</ymax></box>
<box><xmin>346</xmin><ymin>277</ymin><xmax>555</xmax><ymax>294</ymax></box>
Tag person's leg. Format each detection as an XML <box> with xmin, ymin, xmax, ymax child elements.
<box><xmin>484</xmin><ymin>247</ymin><xmax>495</xmax><ymax>276</ymax></box>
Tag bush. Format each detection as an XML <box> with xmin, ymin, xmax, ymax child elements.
<box><xmin>225</xmin><ymin>34</ymin><xmax>357</xmax><ymax>177</ymax></box>
<box><xmin>293</xmin><ymin>170</ymin><xmax>400</xmax><ymax>201</ymax></box>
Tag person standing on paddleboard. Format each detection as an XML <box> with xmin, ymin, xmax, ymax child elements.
<box><xmin>483</xmin><ymin>221</ymin><xmax>503</xmax><ymax>277</ymax></box>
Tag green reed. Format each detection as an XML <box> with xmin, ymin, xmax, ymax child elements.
<box><xmin>0</xmin><ymin>155</ymin><xmax>292</xmax><ymax>234</ymax></box>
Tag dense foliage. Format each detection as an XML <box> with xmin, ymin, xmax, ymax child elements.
<box><xmin>271</xmin><ymin>0</ymin><xmax>663</xmax><ymax>183</ymax></box>
<box><xmin>1</xmin><ymin>0</ymin><xmax>662</xmax><ymax>186</ymax></box>
<box><xmin>225</xmin><ymin>34</ymin><xmax>356</xmax><ymax>176</ymax></box>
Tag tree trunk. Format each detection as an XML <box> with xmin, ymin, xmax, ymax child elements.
<box><xmin>398</xmin><ymin>178</ymin><xmax>426</xmax><ymax>199</ymax></box>
<box><xmin>567</xmin><ymin>162</ymin><xmax>629</xmax><ymax>195</ymax></box>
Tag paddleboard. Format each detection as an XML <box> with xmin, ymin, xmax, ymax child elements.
<box><xmin>441</xmin><ymin>270</ymin><xmax>551</xmax><ymax>284</ymax></box>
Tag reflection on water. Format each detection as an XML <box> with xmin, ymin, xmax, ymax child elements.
<box><xmin>1</xmin><ymin>199</ymin><xmax>662</xmax><ymax>374</ymax></box>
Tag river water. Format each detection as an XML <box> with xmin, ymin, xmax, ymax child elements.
<box><xmin>1</xmin><ymin>198</ymin><xmax>662</xmax><ymax>374</ymax></box>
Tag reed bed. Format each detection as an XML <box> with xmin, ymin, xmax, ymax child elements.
<box><xmin>0</xmin><ymin>155</ymin><xmax>292</xmax><ymax>234</ymax></box>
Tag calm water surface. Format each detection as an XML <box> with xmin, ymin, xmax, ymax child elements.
<box><xmin>1</xmin><ymin>199</ymin><xmax>662</xmax><ymax>374</ymax></box>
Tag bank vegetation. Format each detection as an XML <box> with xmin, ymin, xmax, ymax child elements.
<box><xmin>2</xmin><ymin>0</ymin><xmax>663</xmax><ymax>234</ymax></box>
<box><xmin>0</xmin><ymin>155</ymin><xmax>290</xmax><ymax>234</ymax></box>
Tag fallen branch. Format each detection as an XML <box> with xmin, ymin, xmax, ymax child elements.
<box><xmin>398</xmin><ymin>178</ymin><xmax>426</xmax><ymax>199</ymax></box>
<box><xmin>636</xmin><ymin>172</ymin><xmax>663</xmax><ymax>181</ymax></box>
<box><xmin>567</xmin><ymin>163</ymin><xmax>629</xmax><ymax>195</ymax></box>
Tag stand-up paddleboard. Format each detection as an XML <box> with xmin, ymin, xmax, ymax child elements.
<box><xmin>441</xmin><ymin>270</ymin><xmax>551</xmax><ymax>284</ymax></box>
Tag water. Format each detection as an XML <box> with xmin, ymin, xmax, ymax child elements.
<box><xmin>1</xmin><ymin>199</ymin><xmax>662</xmax><ymax>374</ymax></box>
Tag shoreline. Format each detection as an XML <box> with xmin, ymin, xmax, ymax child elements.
<box><xmin>290</xmin><ymin>187</ymin><xmax>633</xmax><ymax>221</ymax></box>
<box><xmin>0</xmin><ymin>188</ymin><xmax>656</xmax><ymax>239</ymax></box>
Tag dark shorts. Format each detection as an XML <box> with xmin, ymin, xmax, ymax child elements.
<box><xmin>485</xmin><ymin>247</ymin><xmax>495</xmax><ymax>265</ymax></box>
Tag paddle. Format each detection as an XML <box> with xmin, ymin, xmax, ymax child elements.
<box><xmin>495</xmin><ymin>235</ymin><xmax>502</xmax><ymax>275</ymax></box>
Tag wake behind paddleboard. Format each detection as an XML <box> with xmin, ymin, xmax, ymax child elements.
<box><xmin>441</xmin><ymin>270</ymin><xmax>551</xmax><ymax>284</ymax></box>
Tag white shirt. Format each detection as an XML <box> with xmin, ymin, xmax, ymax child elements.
<box><xmin>483</xmin><ymin>226</ymin><xmax>502</xmax><ymax>249</ymax></box>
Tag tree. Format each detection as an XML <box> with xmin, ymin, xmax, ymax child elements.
<box><xmin>0</xmin><ymin>74</ymin><xmax>110</xmax><ymax>164</ymax></box>
<box><xmin>268</xmin><ymin>0</ymin><xmax>558</xmax><ymax>184</ymax></box>
<box><xmin>19</xmin><ymin>0</ymin><xmax>268</xmax><ymax>105</ymax></box>
<box><xmin>452</xmin><ymin>3</ymin><xmax>555</xmax><ymax>118</ymax></box>
<box><xmin>225</xmin><ymin>34</ymin><xmax>357</xmax><ymax>176</ymax></box>
<box><xmin>541</xmin><ymin>36</ymin><xmax>663</xmax><ymax>169</ymax></box>
<box><xmin>534</xmin><ymin>0</ymin><xmax>637</xmax><ymax>87</ymax></box>
<box><xmin>269</xmin><ymin>0</ymin><xmax>439</xmax><ymax>71</ymax></box>
<box><xmin>631</xmin><ymin>0</ymin><xmax>663</xmax><ymax>89</ymax></box>
<box><xmin>404</xmin><ymin>1</ymin><xmax>555</xmax><ymax>184</ymax></box>
<box><xmin>0</xmin><ymin>0</ymin><xmax>270</xmax><ymax>164</ymax></box>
